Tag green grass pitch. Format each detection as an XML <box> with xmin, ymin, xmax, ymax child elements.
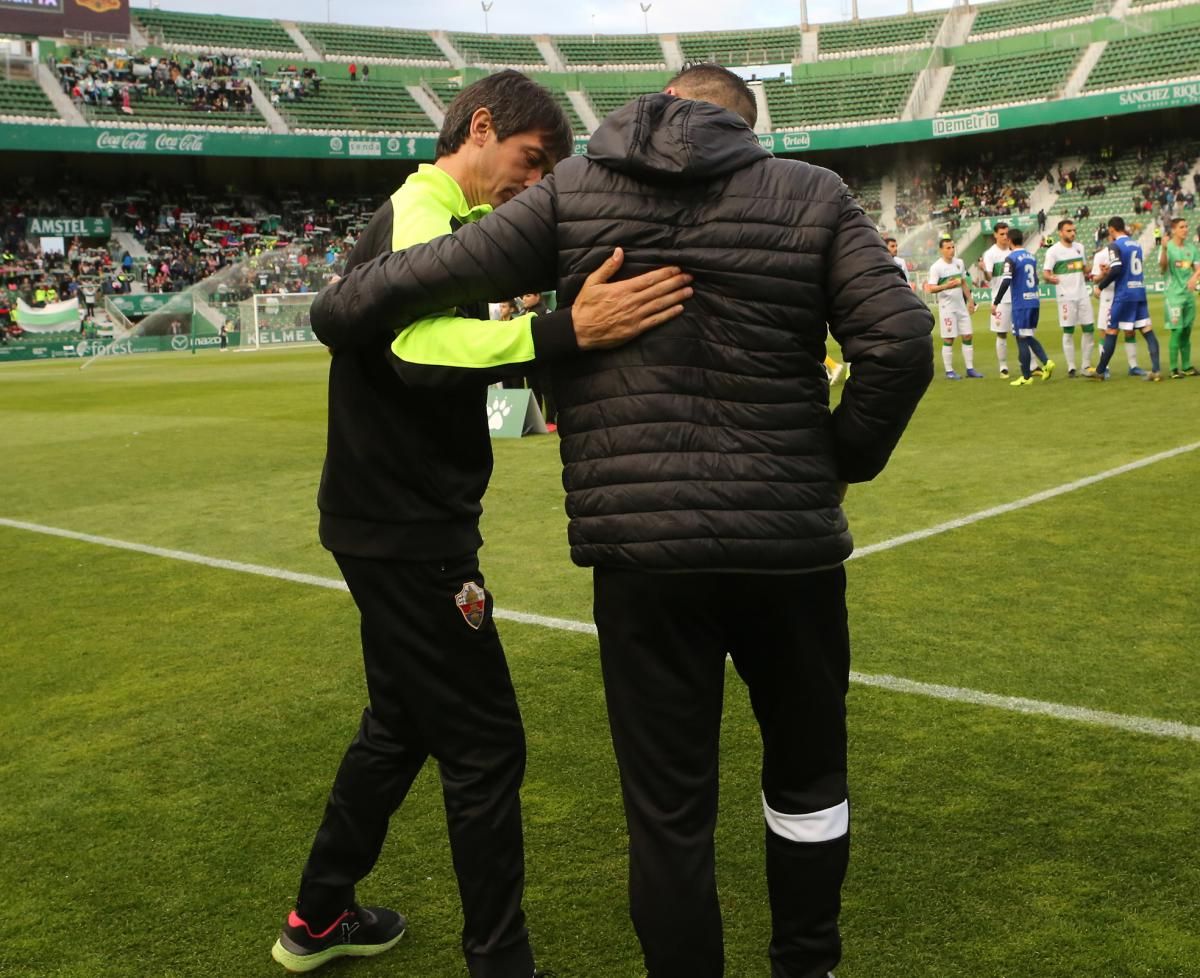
<box><xmin>2</xmin><ymin>297</ymin><xmax>1198</xmax><ymax>977</ymax></box>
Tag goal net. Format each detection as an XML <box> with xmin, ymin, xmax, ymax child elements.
<box><xmin>234</xmin><ymin>292</ymin><xmax>320</xmax><ymax>352</ymax></box>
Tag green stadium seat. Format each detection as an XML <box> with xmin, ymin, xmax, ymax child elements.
<box><xmin>133</xmin><ymin>9</ymin><xmax>300</xmax><ymax>55</ymax></box>
<box><xmin>449</xmin><ymin>33</ymin><xmax>546</xmax><ymax>67</ymax></box>
<box><xmin>939</xmin><ymin>48</ymin><xmax>1081</xmax><ymax>112</ymax></box>
<box><xmin>970</xmin><ymin>0</ymin><xmax>1109</xmax><ymax>37</ymax></box>
<box><xmin>582</xmin><ymin>84</ymin><xmax>661</xmax><ymax>123</ymax></box>
<box><xmin>274</xmin><ymin>75</ymin><xmax>437</xmax><ymax>133</ymax></box>
<box><xmin>677</xmin><ymin>27</ymin><xmax>802</xmax><ymax>66</ymax></box>
<box><xmin>763</xmin><ymin>73</ymin><xmax>914</xmax><ymax>128</ymax></box>
<box><xmin>818</xmin><ymin>13</ymin><xmax>943</xmax><ymax>56</ymax></box>
<box><xmin>0</xmin><ymin>79</ymin><xmax>59</xmax><ymax>120</ymax></box>
<box><xmin>554</xmin><ymin>35</ymin><xmax>664</xmax><ymax>68</ymax></box>
<box><xmin>1084</xmin><ymin>23</ymin><xmax>1200</xmax><ymax>92</ymax></box>
<box><xmin>298</xmin><ymin>24</ymin><xmax>447</xmax><ymax>64</ymax></box>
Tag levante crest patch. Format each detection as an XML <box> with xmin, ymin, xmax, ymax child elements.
<box><xmin>455</xmin><ymin>581</ymin><xmax>487</xmax><ymax>630</ymax></box>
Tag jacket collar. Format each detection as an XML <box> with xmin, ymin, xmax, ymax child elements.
<box><xmin>412</xmin><ymin>163</ymin><xmax>493</xmax><ymax>223</ymax></box>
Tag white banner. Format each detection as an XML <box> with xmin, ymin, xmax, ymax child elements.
<box><xmin>13</xmin><ymin>297</ymin><xmax>81</xmax><ymax>332</ymax></box>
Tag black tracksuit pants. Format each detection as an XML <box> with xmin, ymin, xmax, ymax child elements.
<box><xmin>296</xmin><ymin>552</ymin><xmax>534</xmax><ymax>978</ymax></box>
<box><xmin>593</xmin><ymin>565</ymin><xmax>851</xmax><ymax>978</ymax></box>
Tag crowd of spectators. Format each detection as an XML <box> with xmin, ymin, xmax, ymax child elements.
<box><xmin>267</xmin><ymin>66</ymin><xmax>323</xmax><ymax>106</ymax></box>
<box><xmin>1</xmin><ymin>185</ymin><xmax>374</xmax><ymax>340</ymax></box>
<box><xmin>51</xmin><ymin>48</ymin><xmax>259</xmax><ymax>117</ymax></box>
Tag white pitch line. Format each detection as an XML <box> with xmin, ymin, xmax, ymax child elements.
<box><xmin>4</xmin><ymin>439</ymin><xmax>1200</xmax><ymax>742</ymax></box>
<box><xmin>851</xmin><ymin>673</ymin><xmax>1200</xmax><ymax>743</ymax></box>
<box><xmin>850</xmin><ymin>440</ymin><xmax>1200</xmax><ymax>559</ymax></box>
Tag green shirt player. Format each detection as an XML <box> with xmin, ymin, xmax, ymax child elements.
<box><xmin>1159</xmin><ymin>217</ymin><xmax>1200</xmax><ymax>377</ymax></box>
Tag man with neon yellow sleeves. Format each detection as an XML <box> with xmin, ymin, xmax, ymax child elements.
<box><xmin>271</xmin><ymin>70</ymin><xmax>690</xmax><ymax>978</ymax></box>
<box><xmin>1159</xmin><ymin>217</ymin><xmax>1200</xmax><ymax>379</ymax></box>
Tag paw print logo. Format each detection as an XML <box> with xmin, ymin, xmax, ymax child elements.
<box><xmin>486</xmin><ymin>398</ymin><xmax>512</xmax><ymax>431</ymax></box>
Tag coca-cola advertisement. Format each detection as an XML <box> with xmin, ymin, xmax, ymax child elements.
<box><xmin>0</xmin><ymin>0</ymin><xmax>131</xmax><ymax>37</ymax></box>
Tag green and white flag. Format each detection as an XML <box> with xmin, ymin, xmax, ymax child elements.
<box><xmin>13</xmin><ymin>297</ymin><xmax>80</xmax><ymax>332</ymax></box>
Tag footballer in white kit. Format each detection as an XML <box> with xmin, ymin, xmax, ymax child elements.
<box><xmin>926</xmin><ymin>237</ymin><xmax>981</xmax><ymax>378</ymax></box>
<box><xmin>979</xmin><ymin>223</ymin><xmax>1014</xmax><ymax>376</ymax></box>
<box><xmin>1043</xmin><ymin>219</ymin><xmax>1095</xmax><ymax>376</ymax></box>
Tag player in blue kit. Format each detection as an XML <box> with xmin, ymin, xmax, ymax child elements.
<box><xmin>993</xmin><ymin>227</ymin><xmax>1055</xmax><ymax>387</ymax></box>
<box><xmin>1087</xmin><ymin>216</ymin><xmax>1163</xmax><ymax>382</ymax></box>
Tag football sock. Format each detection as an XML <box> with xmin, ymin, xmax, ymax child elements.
<box><xmin>1181</xmin><ymin>326</ymin><xmax>1192</xmax><ymax>371</ymax></box>
<box><xmin>942</xmin><ymin>344</ymin><xmax>954</xmax><ymax>372</ymax></box>
<box><xmin>1081</xmin><ymin>329</ymin><xmax>1095</xmax><ymax>368</ymax></box>
<box><xmin>995</xmin><ymin>336</ymin><xmax>1008</xmax><ymax>371</ymax></box>
<box><xmin>1028</xmin><ymin>335</ymin><xmax>1050</xmax><ymax>368</ymax></box>
<box><xmin>962</xmin><ymin>337</ymin><xmax>975</xmax><ymax>370</ymax></box>
<box><xmin>1062</xmin><ymin>332</ymin><xmax>1076</xmax><ymax>371</ymax></box>
<box><xmin>1143</xmin><ymin>330</ymin><xmax>1161</xmax><ymax>373</ymax></box>
<box><xmin>1166</xmin><ymin>331</ymin><xmax>1185</xmax><ymax>372</ymax></box>
<box><xmin>1017</xmin><ymin>337</ymin><xmax>1033</xmax><ymax>378</ymax></box>
<box><xmin>1124</xmin><ymin>333</ymin><xmax>1139</xmax><ymax>369</ymax></box>
<box><xmin>1096</xmin><ymin>333</ymin><xmax>1118</xmax><ymax>373</ymax></box>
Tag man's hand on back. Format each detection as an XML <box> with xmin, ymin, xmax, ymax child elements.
<box><xmin>572</xmin><ymin>247</ymin><xmax>693</xmax><ymax>350</ymax></box>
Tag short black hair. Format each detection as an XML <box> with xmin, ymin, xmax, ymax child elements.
<box><xmin>1108</xmin><ymin>216</ymin><xmax>1126</xmax><ymax>232</ymax></box>
<box><xmin>883</xmin><ymin>236</ymin><xmax>897</xmax><ymax>245</ymax></box>
<box><xmin>993</xmin><ymin>221</ymin><xmax>1009</xmax><ymax>232</ymax></box>
<box><xmin>436</xmin><ymin>69</ymin><xmax>572</xmax><ymax>164</ymax></box>
<box><xmin>1057</xmin><ymin>219</ymin><xmax>1074</xmax><ymax>232</ymax></box>
<box><xmin>1008</xmin><ymin>227</ymin><xmax>1025</xmax><ymax>245</ymax></box>
<box><xmin>666</xmin><ymin>62</ymin><xmax>757</xmax><ymax>127</ymax></box>
<box><xmin>1171</xmin><ymin>217</ymin><xmax>1187</xmax><ymax>229</ymax></box>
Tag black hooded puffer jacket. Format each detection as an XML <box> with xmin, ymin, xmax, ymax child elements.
<box><xmin>547</xmin><ymin>95</ymin><xmax>933</xmax><ymax>571</ymax></box>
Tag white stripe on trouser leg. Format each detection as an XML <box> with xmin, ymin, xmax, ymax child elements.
<box><xmin>762</xmin><ymin>795</ymin><xmax>849</xmax><ymax>843</ymax></box>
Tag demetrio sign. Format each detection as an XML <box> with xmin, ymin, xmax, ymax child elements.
<box><xmin>2</xmin><ymin>79</ymin><xmax>1199</xmax><ymax>161</ymax></box>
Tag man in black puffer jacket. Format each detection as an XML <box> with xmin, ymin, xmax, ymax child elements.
<box><xmin>312</xmin><ymin>64</ymin><xmax>933</xmax><ymax>978</ymax></box>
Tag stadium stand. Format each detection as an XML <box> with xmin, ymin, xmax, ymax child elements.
<box><xmin>818</xmin><ymin>12</ymin><xmax>943</xmax><ymax>55</ymax></box>
<box><xmin>270</xmin><ymin>72</ymin><xmax>437</xmax><ymax>133</ymax></box>
<box><xmin>764</xmin><ymin>72</ymin><xmax>915</xmax><ymax>128</ymax></box>
<box><xmin>449</xmin><ymin>33</ymin><xmax>546</xmax><ymax>68</ymax></box>
<box><xmin>297</xmin><ymin>23</ymin><xmax>448</xmax><ymax>65</ymax></box>
<box><xmin>970</xmin><ymin>0</ymin><xmax>1109</xmax><ymax>37</ymax></box>
<box><xmin>132</xmin><ymin>9</ymin><xmax>301</xmax><ymax>56</ymax></box>
<box><xmin>676</xmin><ymin>27</ymin><xmax>803</xmax><ymax>66</ymax></box>
<box><xmin>1083</xmin><ymin>22</ymin><xmax>1200</xmax><ymax>91</ymax></box>
<box><xmin>939</xmin><ymin>47</ymin><xmax>1082</xmax><ymax>112</ymax></box>
<box><xmin>1050</xmin><ymin>140</ymin><xmax>1200</xmax><ymax>241</ymax></box>
<box><xmin>554</xmin><ymin>34</ymin><xmax>665</xmax><ymax>68</ymax></box>
<box><xmin>0</xmin><ymin>78</ymin><xmax>59</xmax><ymax>120</ymax></box>
<box><xmin>581</xmin><ymin>84</ymin><xmax>656</xmax><ymax>121</ymax></box>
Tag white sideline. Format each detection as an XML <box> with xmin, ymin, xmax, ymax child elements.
<box><xmin>849</xmin><ymin>440</ymin><xmax>1200</xmax><ymax>559</ymax></box>
<box><xmin>3</xmin><ymin>439</ymin><xmax>1200</xmax><ymax>743</ymax></box>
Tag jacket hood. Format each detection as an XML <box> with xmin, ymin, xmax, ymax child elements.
<box><xmin>585</xmin><ymin>93</ymin><xmax>770</xmax><ymax>184</ymax></box>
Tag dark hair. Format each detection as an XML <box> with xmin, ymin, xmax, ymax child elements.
<box><xmin>436</xmin><ymin>69</ymin><xmax>572</xmax><ymax>163</ymax></box>
<box><xmin>883</xmin><ymin>236</ymin><xmax>897</xmax><ymax>245</ymax></box>
<box><xmin>939</xmin><ymin>236</ymin><xmax>953</xmax><ymax>247</ymax></box>
<box><xmin>1171</xmin><ymin>217</ymin><xmax>1187</xmax><ymax>229</ymax></box>
<box><xmin>993</xmin><ymin>221</ymin><xmax>1009</xmax><ymax>232</ymax></box>
<box><xmin>1057</xmin><ymin>219</ymin><xmax>1074</xmax><ymax>232</ymax></box>
<box><xmin>1008</xmin><ymin>227</ymin><xmax>1025</xmax><ymax>245</ymax></box>
<box><xmin>665</xmin><ymin>62</ymin><xmax>757</xmax><ymax>127</ymax></box>
<box><xmin>1108</xmin><ymin>215</ymin><xmax>1126</xmax><ymax>232</ymax></box>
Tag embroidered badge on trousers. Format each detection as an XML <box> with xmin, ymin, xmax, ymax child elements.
<box><xmin>455</xmin><ymin>581</ymin><xmax>487</xmax><ymax>630</ymax></box>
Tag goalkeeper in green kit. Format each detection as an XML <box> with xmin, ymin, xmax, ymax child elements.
<box><xmin>1160</xmin><ymin>217</ymin><xmax>1200</xmax><ymax>378</ymax></box>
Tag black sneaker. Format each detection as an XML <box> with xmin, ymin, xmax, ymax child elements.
<box><xmin>271</xmin><ymin>905</ymin><xmax>406</xmax><ymax>973</ymax></box>
<box><xmin>1171</xmin><ymin>369</ymin><xmax>1183</xmax><ymax>379</ymax></box>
